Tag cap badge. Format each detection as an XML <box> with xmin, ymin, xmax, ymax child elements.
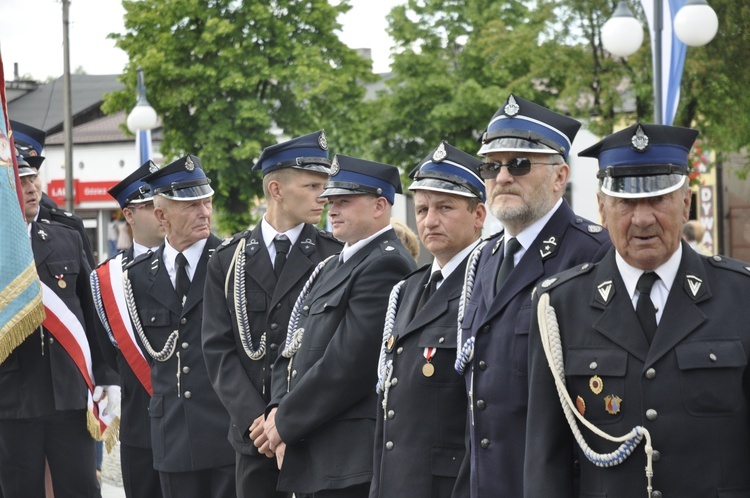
<box><xmin>504</xmin><ymin>95</ymin><xmax>520</xmax><ymax>117</ymax></box>
<box><xmin>330</xmin><ymin>156</ymin><xmax>340</xmax><ymax>176</ymax></box>
<box><xmin>149</xmin><ymin>163</ymin><xmax>159</xmax><ymax>173</ymax></box>
<box><xmin>185</xmin><ymin>156</ymin><xmax>195</xmax><ymax>171</ymax></box>
<box><xmin>631</xmin><ymin>125</ymin><xmax>649</xmax><ymax>152</ymax></box>
<box><xmin>318</xmin><ymin>131</ymin><xmax>328</xmax><ymax>151</ymax></box>
<box><xmin>432</xmin><ymin>142</ymin><xmax>448</xmax><ymax>162</ymax></box>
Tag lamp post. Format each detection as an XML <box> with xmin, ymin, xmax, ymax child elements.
<box><xmin>601</xmin><ymin>0</ymin><xmax>718</xmax><ymax>124</ymax></box>
<box><xmin>126</xmin><ymin>67</ymin><xmax>158</xmax><ymax>165</ymax></box>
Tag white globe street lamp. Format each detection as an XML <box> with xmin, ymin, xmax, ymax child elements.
<box><xmin>126</xmin><ymin>68</ymin><xmax>158</xmax><ymax>134</ymax></box>
<box><xmin>601</xmin><ymin>0</ymin><xmax>719</xmax><ymax>124</ymax></box>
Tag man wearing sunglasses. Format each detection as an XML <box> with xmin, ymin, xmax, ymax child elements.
<box><xmin>455</xmin><ymin>94</ymin><xmax>611</xmax><ymax>497</ymax></box>
<box><xmin>91</xmin><ymin>161</ymin><xmax>166</xmax><ymax>498</ymax></box>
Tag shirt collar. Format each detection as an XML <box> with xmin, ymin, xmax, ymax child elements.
<box><xmin>132</xmin><ymin>240</ymin><xmax>159</xmax><ymax>258</ymax></box>
<box><xmin>513</xmin><ymin>197</ymin><xmax>563</xmax><ymax>255</ymax></box>
<box><xmin>616</xmin><ymin>243</ymin><xmax>683</xmax><ymax>299</ymax></box>
<box><xmin>261</xmin><ymin>216</ymin><xmax>304</xmax><ymax>251</ymax></box>
<box><xmin>163</xmin><ymin>237</ymin><xmax>207</xmax><ymax>280</ymax></box>
<box><xmin>341</xmin><ymin>225</ymin><xmax>392</xmax><ymax>263</ymax></box>
<box><xmin>430</xmin><ymin>239</ymin><xmax>481</xmax><ymax>288</ymax></box>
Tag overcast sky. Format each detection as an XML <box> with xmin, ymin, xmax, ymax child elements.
<box><xmin>0</xmin><ymin>0</ymin><xmax>404</xmax><ymax>81</ymax></box>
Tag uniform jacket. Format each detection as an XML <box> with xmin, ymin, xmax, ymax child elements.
<box><xmin>124</xmin><ymin>234</ymin><xmax>234</xmax><ymax>472</ymax></box>
<box><xmin>38</xmin><ymin>204</ymin><xmax>95</xmax><ymax>267</ymax></box>
<box><xmin>371</xmin><ymin>258</ymin><xmax>470</xmax><ymax>498</ymax></box>
<box><xmin>95</xmin><ymin>246</ymin><xmax>153</xmax><ymax>449</ymax></box>
<box><xmin>202</xmin><ymin>223</ymin><xmax>342</xmax><ymax>455</ymax></box>
<box><xmin>459</xmin><ymin>200</ymin><xmax>610</xmax><ymax>497</ymax></box>
<box><xmin>269</xmin><ymin>229</ymin><xmax>416</xmax><ymax>494</ymax></box>
<box><xmin>0</xmin><ymin>220</ymin><xmax>115</xmax><ymax>419</ymax></box>
<box><xmin>526</xmin><ymin>244</ymin><xmax>750</xmax><ymax>498</ymax></box>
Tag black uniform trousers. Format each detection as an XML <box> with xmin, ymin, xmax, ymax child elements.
<box><xmin>121</xmin><ymin>444</ymin><xmax>162</xmax><ymax>498</ymax></box>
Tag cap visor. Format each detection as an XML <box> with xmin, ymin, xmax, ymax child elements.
<box><xmin>160</xmin><ymin>183</ymin><xmax>214</xmax><ymax>201</ymax></box>
<box><xmin>291</xmin><ymin>164</ymin><xmax>331</xmax><ymax>175</ymax></box>
<box><xmin>319</xmin><ymin>187</ymin><xmax>365</xmax><ymax>198</ymax></box>
<box><xmin>478</xmin><ymin>137</ymin><xmax>558</xmax><ymax>157</ymax></box>
<box><xmin>600</xmin><ymin>174</ymin><xmax>686</xmax><ymax>199</ymax></box>
<box><xmin>408</xmin><ymin>178</ymin><xmax>480</xmax><ymax>199</ymax></box>
<box><xmin>18</xmin><ymin>166</ymin><xmax>36</xmax><ymax>177</ymax></box>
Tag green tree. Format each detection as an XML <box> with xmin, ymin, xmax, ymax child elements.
<box><xmin>104</xmin><ymin>0</ymin><xmax>374</xmax><ymax>233</ymax></box>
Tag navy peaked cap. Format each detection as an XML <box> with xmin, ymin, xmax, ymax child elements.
<box><xmin>108</xmin><ymin>160</ymin><xmax>161</xmax><ymax>209</ymax></box>
<box><xmin>142</xmin><ymin>155</ymin><xmax>214</xmax><ymax>201</ymax></box>
<box><xmin>320</xmin><ymin>155</ymin><xmax>402</xmax><ymax>204</ymax></box>
<box><xmin>253</xmin><ymin>130</ymin><xmax>331</xmax><ymax>176</ymax></box>
<box><xmin>409</xmin><ymin>141</ymin><xmax>486</xmax><ymax>202</ymax></box>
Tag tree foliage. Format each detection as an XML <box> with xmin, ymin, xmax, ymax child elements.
<box><xmin>104</xmin><ymin>0</ymin><xmax>374</xmax><ymax>233</ymax></box>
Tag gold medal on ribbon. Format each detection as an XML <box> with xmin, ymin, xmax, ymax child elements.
<box><xmin>422</xmin><ymin>363</ymin><xmax>435</xmax><ymax>377</ymax></box>
<box><xmin>56</xmin><ymin>274</ymin><xmax>67</xmax><ymax>289</ymax></box>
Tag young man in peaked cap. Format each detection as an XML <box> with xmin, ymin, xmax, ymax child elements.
<box><xmin>11</xmin><ymin>119</ymin><xmax>95</xmax><ymax>266</ymax></box>
<box><xmin>91</xmin><ymin>160</ymin><xmax>166</xmax><ymax>498</ymax></box>
<box><xmin>370</xmin><ymin>142</ymin><xmax>486</xmax><ymax>498</ymax></box>
<box><xmin>263</xmin><ymin>155</ymin><xmax>416</xmax><ymax>497</ymax></box>
<box><xmin>526</xmin><ymin>123</ymin><xmax>750</xmax><ymax>497</ymax></box>
<box><xmin>202</xmin><ymin>131</ymin><xmax>342</xmax><ymax>497</ymax></box>
<box><xmin>455</xmin><ymin>94</ymin><xmax>611</xmax><ymax>497</ymax></box>
<box><xmin>124</xmin><ymin>156</ymin><xmax>235</xmax><ymax>498</ymax></box>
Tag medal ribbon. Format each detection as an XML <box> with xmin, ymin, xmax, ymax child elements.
<box><xmin>423</xmin><ymin>347</ymin><xmax>436</xmax><ymax>362</ymax></box>
<box><xmin>95</xmin><ymin>255</ymin><xmax>153</xmax><ymax>395</ymax></box>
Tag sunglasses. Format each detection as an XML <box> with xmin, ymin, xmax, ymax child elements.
<box><xmin>478</xmin><ymin>157</ymin><xmax>558</xmax><ymax>179</ymax></box>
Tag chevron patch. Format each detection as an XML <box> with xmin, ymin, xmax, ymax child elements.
<box><xmin>685</xmin><ymin>274</ymin><xmax>703</xmax><ymax>299</ymax></box>
<box><xmin>596</xmin><ymin>280</ymin><xmax>614</xmax><ymax>305</ymax></box>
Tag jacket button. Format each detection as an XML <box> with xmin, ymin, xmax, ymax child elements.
<box><xmin>645</xmin><ymin>368</ymin><xmax>656</xmax><ymax>379</ymax></box>
<box><xmin>387</xmin><ymin>410</ymin><xmax>395</xmax><ymax>419</ymax></box>
<box><xmin>396</xmin><ymin>347</ymin><xmax>403</xmax><ymax>355</ymax></box>
<box><xmin>49</xmin><ymin>336</ymin><xmax>55</xmax><ymax>344</ymax></box>
<box><xmin>476</xmin><ymin>400</ymin><xmax>487</xmax><ymax>410</ymax></box>
<box><xmin>184</xmin><ymin>391</ymin><xmax>192</xmax><ymax>399</ymax></box>
<box><xmin>478</xmin><ymin>361</ymin><xmax>487</xmax><ymax>370</ymax></box>
<box><xmin>438</xmin><ymin>337</ymin><xmax>445</xmax><ymax>343</ymax></box>
<box><xmin>181</xmin><ymin>342</ymin><xmax>189</xmax><ymax>349</ymax></box>
<box><xmin>269</xmin><ymin>343</ymin><xmax>278</xmax><ymax>351</ymax></box>
<box><xmin>182</xmin><ymin>366</ymin><xmax>190</xmax><ymax>374</ymax></box>
<box><xmin>150</xmin><ymin>317</ymin><xmax>156</xmax><ymax>322</ymax></box>
<box><xmin>270</xmin><ymin>323</ymin><xmax>278</xmax><ymax>330</ymax></box>
<box><xmin>390</xmin><ymin>377</ymin><xmax>398</xmax><ymax>387</ymax></box>
<box><xmin>709</xmin><ymin>353</ymin><xmax>717</xmax><ymax>362</ymax></box>
<box><xmin>651</xmin><ymin>450</ymin><xmax>660</xmax><ymax>461</ymax></box>
<box><xmin>651</xmin><ymin>491</ymin><xmax>662</xmax><ymax>498</ymax></box>
<box><xmin>589</xmin><ymin>361</ymin><xmax>598</xmax><ymax>370</ymax></box>
<box><xmin>275</xmin><ymin>303</ymin><xmax>282</xmax><ymax>310</ymax></box>
<box><xmin>303</xmin><ymin>305</ymin><xmax>310</xmax><ymax>311</ymax></box>
<box><xmin>482</xmin><ymin>325</ymin><xmax>490</xmax><ymax>334</ymax></box>
<box><xmin>646</xmin><ymin>409</ymin><xmax>658</xmax><ymax>420</ymax></box>
<box><xmin>480</xmin><ymin>438</ymin><xmax>490</xmax><ymax>449</ymax></box>
<box><xmin>291</xmin><ymin>370</ymin><xmax>297</xmax><ymax>378</ymax></box>
<box><xmin>180</xmin><ymin>318</ymin><xmax>187</xmax><ymax>325</ymax></box>
<box><xmin>385</xmin><ymin>441</ymin><xmax>394</xmax><ymax>451</ymax></box>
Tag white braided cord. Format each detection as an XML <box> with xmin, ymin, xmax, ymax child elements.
<box><xmin>537</xmin><ymin>292</ymin><xmax>653</xmax><ymax>497</ymax></box>
<box><xmin>455</xmin><ymin>241</ymin><xmax>488</xmax><ymax>374</ymax></box>
<box><xmin>90</xmin><ymin>269</ymin><xmax>118</xmax><ymax>348</ymax></box>
<box><xmin>226</xmin><ymin>238</ymin><xmax>266</xmax><ymax>360</ymax></box>
<box><xmin>376</xmin><ymin>281</ymin><xmax>405</xmax><ymax>396</ymax></box>
<box><xmin>122</xmin><ymin>268</ymin><xmax>178</xmax><ymax>362</ymax></box>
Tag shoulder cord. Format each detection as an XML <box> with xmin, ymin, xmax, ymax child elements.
<box><xmin>90</xmin><ymin>269</ymin><xmax>118</xmax><ymax>348</ymax></box>
<box><xmin>455</xmin><ymin>240</ymin><xmax>488</xmax><ymax>375</ymax></box>
<box><xmin>281</xmin><ymin>254</ymin><xmax>337</xmax><ymax>391</ymax></box>
<box><xmin>376</xmin><ymin>281</ymin><xmax>405</xmax><ymax>418</ymax></box>
<box><xmin>122</xmin><ymin>268</ymin><xmax>178</xmax><ymax>363</ymax></box>
<box><xmin>537</xmin><ymin>292</ymin><xmax>654</xmax><ymax>497</ymax></box>
<box><xmin>225</xmin><ymin>238</ymin><xmax>265</xmax><ymax>360</ymax></box>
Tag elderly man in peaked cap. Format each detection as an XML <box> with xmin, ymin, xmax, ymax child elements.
<box><xmin>202</xmin><ymin>131</ymin><xmax>342</xmax><ymax>498</ymax></box>
<box><xmin>123</xmin><ymin>156</ymin><xmax>235</xmax><ymax>498</ymax></box>
<box><xmin>91</xmin><ymin>160</ymin><xmax>166</xmax><ymax>498</ymax></box>
<box><xmin>455</xmin><ymin>94</ymin><xmax>611</xmax><ymax>497</ymax></box>
<box><xmin>526</xmin><ymin>123</ymin><xmax>750</xmax><ymax>497</ymax></box>
<box><xmin>370</xmin><ymin>142</ymin><xmax>486</xmax><ymax>498</ymax></box>
<box><xmin>263</xmin><ymin>155</ymin><xmax>416</xmax><ymax>497</ymax></box>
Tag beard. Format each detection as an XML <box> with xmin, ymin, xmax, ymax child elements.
<box><xmin>489</xmin><ymin>180</ymin><xmax>558</xmax><ymax>232</ymax></box>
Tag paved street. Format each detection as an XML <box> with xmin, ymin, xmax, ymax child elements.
<box><xmin>100</xmin><ymin>442</ymin><xmax>125</xmax><ymax>498</ymax></box>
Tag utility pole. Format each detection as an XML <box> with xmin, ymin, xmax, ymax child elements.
<box><xmin>62</xmin><ymin>0</ymin><xmax>74</xmax><ymax>212</ymax></box>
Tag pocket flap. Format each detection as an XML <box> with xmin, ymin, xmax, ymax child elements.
<box><xmin>418</xmin><ymin>326</ymin><xmax>458</xmax><ymax>349</ymax></box>
<box><xmin>309</xmin><ymin>288</ymin><xmax>345</xmax><ymax>315</ymax></box>
<box><xmin>676</xmin><ymin>339</ymin><xmax>747</xmax><ymax>370</ymax></box>
<box><xmin>565</xmin><ymin>348</ymin><xmax>628</xmax><ymax>377</ymax></box>
<box><xmin>46</xmin><ymin>258</ymin><xmax>79</xmax><ymax>276</ymax></box>
<box><xmin>139</xmin><ymin>307</ymin><xmax>172</xmax><ymax>327</ymax></box>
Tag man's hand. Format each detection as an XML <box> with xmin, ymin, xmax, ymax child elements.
<box><xmin>250</xmin><ymin>414</ymin><xmax>274</xmax><ymax>457</ymax></box>
<box><xmin>275</xmin><ymin>442</ymin><xmax>286</xmax><ymax>470</ymax></box>
<box><xmin>263</xmin><ymin>407</ymin><xmax>283</xmax><ymax>451</ymax></box>
<box><xmin>93</xmin><ymin>385</ymin><xmax>121</xmax><ymax>417</ymax></box>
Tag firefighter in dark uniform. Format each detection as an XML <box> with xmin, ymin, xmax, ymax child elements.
<box><xmin>370</xmin><ymin>142</ymin><xmax>486</xmax><ymax>498</ymax></box>
<box><xmin>0</xmin><ymin>157</ymin><xmax>118</xmax><ymax>498</ymax></box>
<box><xmin>455</xmin><ymin>94</ymin><xmax>611</xmax><ymax>497</ymax></box>
<box><xmin>91</xmin><ymin>161</ymin><xmax>165</xmax><ymax>498</ymax></box>
<box><xmin>526</xmin><ymin>123</ymin><xmax>750</xmax><ymax>498</ymax></box>
<box><xmin>123</xmin><ymin>156</ymin><xmax>235</xmax><ymax>498</ymax></box>
<box><xmin>11</xmin><ymin>120</ymin><xmax>96</xmax><ymax>266</ymax></box>
<box><xmin>202</xmin><ymin>131</ymin><xmax>342</xmax><ymax>497</ymax></box>
<box><xmin>263</xmin><ymin>155</ymin><xmax>416</xmax><ymax>498</ymax></box>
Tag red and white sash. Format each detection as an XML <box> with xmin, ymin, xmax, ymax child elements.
<box><xmin>94</xmin><ymin>254</ymin><xmax>153</xmax><ymax>395</ymax></box>
<box><xmin>41</xmin><ymin>281</ymin><xmax>118</xmax><ymax>443</ymax></box>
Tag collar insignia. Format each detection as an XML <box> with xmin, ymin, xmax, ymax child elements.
<box><xmin>37</xmin><ymin>229</ymin><xmax>48</xmax><ymax>240</ymax></box>
<box><xmin>539</xmin><ymin>236</ymin><xmax>558</xmax><ymax>259</ymax></box>
<box><xmin>685</xmin><ymin>274</ymin><xmax>703</xmax><ymax>299</ymax></box>
<box><xmin>596</xmin><ymin>280</ymin><xmax>614</xmax><ymax>304</ymax></box>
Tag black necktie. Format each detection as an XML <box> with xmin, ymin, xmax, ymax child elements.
<box><xmin>417</xmin><ymin>270</ymin><xmax>444</xmax><ymax>311</ymax></box>
<box><xmin>175</xmin><ymin>253</ymin><xmax>190</xmax><ymax>304</ymax></box>
<box><xmin>495</xmin><ymin>237</ymin><xmax>522</xmax><ymax>294</ymax></box>
<box><xmin>636</xmin><ymin>272</ymin><xmax>659</xmax><ymax>344</ymax></box>
<box><xmin>273</xmin><ymin>235</ymin><xmax>291</xmax><ymax>279</ymax></box>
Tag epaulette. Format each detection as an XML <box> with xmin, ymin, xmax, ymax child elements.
<box><xmin>378</xmin><ymin>238</ymin><xmax>403</xmax><ymax>255</ymax></box>
<box><xmin>570</xmin><ymin>217</ymin><xmax>607</xmax><ymax>238</ymax></box>
<box><xmin>124</xmin><ymin>250</ymin><xmax>154</xmax><ymax>270</ymax></box>
<box><xmin>49</xmin><ymin>208</ymin><xmax>76</xmax><ymax>219</ymax></box>
<box><xmin>216</xmin><ymin>229</ymin><xmax>251</xmax><ymax>252</ymax></box>
<box><xmin>317</xmin><ymin>229</ymin><xmax>343</xmax><ymax>245</ymax></box>
<box><xmin>706</xmin><ymin>254</ymin><xmax>750</xmax><ymax>278</ymax></box>
<box><xmin>41</xmin><ymin>218</ymin><xmax>76</xmax><ymax>232</ymax></box>
<box><xmin>532</xmin><ymin>261</ymin><xmax>597</xmax><ymax>299</ymax></box>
